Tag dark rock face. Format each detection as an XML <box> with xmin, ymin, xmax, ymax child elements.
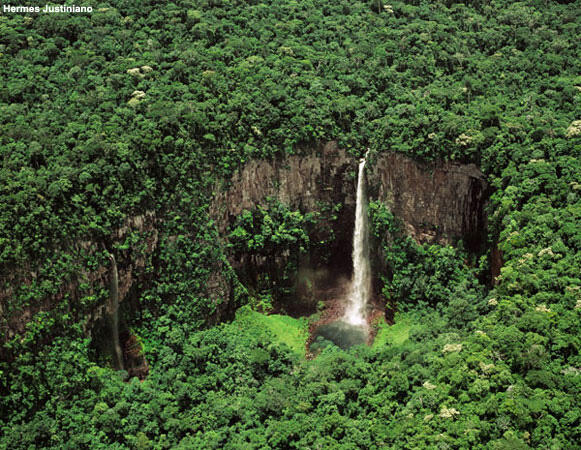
<box><xmin>204</xmin><ymin>259</ymin><xmax>236</xmax><ymax>325</ymax></box>
<box><xmin>212</xmin><ymin>142</ymin><xmax>355</xmax><ymax>224</ymax></box>
<box><xmin>212</xmin><ymin>143</ymin><xmax>488</xmax><ymax>255</ymax></box>
<box><xmin>368</xmin><ymin>152</ymin><xmax>488</xmax><ymax>251</ymax></box>
<box><xmin>211</xmin><ymin>141</ymin><xmax>358</xmax><ymax>275</ymax></box>
<box><xmin>211</xmin><ymin>142</ymin><xmax>489</xmax><ymax>314</ymax></box>
<box><xmin>0</xmin><ymin>211</ymin><xmax>158</xmax><ymax>348</ymax></box>
<box><xmin>210</xmin><ymin>141</ymin><xmax>358</xmax><ymax>314</ymax></box>
<box><xmin>121</xmin><ymin>330</ymin><xmax>149</xmax><ymax>380</ymax></box>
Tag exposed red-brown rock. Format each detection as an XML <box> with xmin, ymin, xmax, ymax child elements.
<box><xmin>121</xmin><ymin>330</ymin><xmax>149</xmax><ymax>380</ymax></box>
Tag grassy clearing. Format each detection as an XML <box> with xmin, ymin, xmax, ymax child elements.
<box><xmin>233</xmin><ymin>308</ymin><xmax>413</xmax><ymax>355</ymax></box>
<box><xmin>372</xmin><ymin>313</ymin><xmax>413</xmax><ymax>349</ymax></box>
<box><xmin>234</xmin><ymin>307</ymin><xmax>309</xmax><ymax>357</ymax></box>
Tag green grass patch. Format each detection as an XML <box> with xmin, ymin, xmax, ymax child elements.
<box><xmin>372</xmin><ymin>313</ymin><xmax>413</xmax><ymax>349</ymax></box>
<box><xmin>234</xmin><ymin>307</ymin><xmax>309</xmax><ymax>357</ymax></box>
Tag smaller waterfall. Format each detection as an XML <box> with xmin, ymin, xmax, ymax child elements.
<box><xmin>108</xmin><ymin>253</ymin><xmax>124</xmax><ymax>370</ymax></box>
<box><xmin>344</xmin><ymin>156</ymin><xmax>371</xmax><ymax>326</ymax></box>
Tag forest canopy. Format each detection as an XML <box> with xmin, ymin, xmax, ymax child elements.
<box><xmin>0</xmin><ymin>0</ymin><xmax>580</xmax><ymax>448</ymax></box>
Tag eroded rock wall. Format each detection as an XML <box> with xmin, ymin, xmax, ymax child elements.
<box><xmin>211</xmin><ymin>142</ymin><xmax>488</xmax><ymax>314</ymax></box>
<box><xmin>212</xmin><ymin>143</ymin><xmax>488</xmax><ymax>252</ymax></box>
<box><xmin>211</xmin><ymin>141</ymin><xmax>358</xmax><ymax>277</ymax></box>
<box><xmin>0</xmin><ymin>211</ymin><xmax>158</xmax><ymax>346</ymax></box>
<box><xmin>211</xmin><ymin>141</ymin><xmax>356</xmax><ymax>234</ymax></box>
<box><xmin>369</xmin><ymin>152</ymin><xmax>488</xmax><ymax>251</ymax></box>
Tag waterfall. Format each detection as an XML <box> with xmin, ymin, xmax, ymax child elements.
<box><xmin>344</xmin><ymin>156</ymin><xmax>371</xmax><ymax>326</ymax></box>
<box><xmin>108</xmin><ymin>253</ymin><xmax>124</xmax><ymax>370</ymax></box>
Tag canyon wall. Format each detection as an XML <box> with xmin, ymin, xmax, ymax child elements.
<box><xmin>0</xmin><ymin>211</ymin><xmax>158</xmax><ymax>349</ymax></box>
<box><xmin>369</xmin><ymin>152</ymin><xmax>488</xmax><ymax>251</ymax></box>
<box><xmin>210</xmin><ymin>142</ymin><xmax>489</xmax><ymax>314</ymax></box>
<box><xmin>2</xmin><ymin>141</ymin><xmax>489</xmax><ymax>348</ymax></box>
<box><xmin>211</xmin><ymin>142</ymin><xmax>355</xmax><ymax>231</ymax></box>
<box><xmin>210</xmin><ymin>141</ymin><xmax>357</xmax><ymax>274</ymax></box>
<box><xmin>211</xmin><ymin>142</ymin><xmax>488</xmax><ymax>252</ymax></box>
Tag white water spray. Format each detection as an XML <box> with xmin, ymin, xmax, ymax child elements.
<box><xmin>344</xmin><ymin>155</ymin><xmax>371</xmax><ymax>326</ymax></box>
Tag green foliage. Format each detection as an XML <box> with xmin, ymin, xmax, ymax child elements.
<box><xmin>228</xmin><ymin>200</ymin><xmax>314</xmax><ymax>257</ymax></box>
<box><xmin>369</xmin><ymin>201</ymin><xmax>486</xmax><ymax>314</ymax></box>
<box><xmin>227</xmin><ymin>199</ymin><xmax>316</xmax><ymax>301</ymax></box>
<box><xmin>233</xmin><ymin>306</ymin><xmax>309</xmax><ymax>357</ymax></box>
<box><xmin>372</xmin><ymin>312</ymin><xmax>413</xmax><ymax>348</ymax></box>
<box><xmin>1</xmin><ymin>0</ymin><xmax>580</xmax><ymax>448</ymax></box>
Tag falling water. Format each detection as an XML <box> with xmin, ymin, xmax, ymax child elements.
<box><xmin>108</xmin><ymin>253</ymin><xmax>124</xmax><ymax>370</ymax></box>
<box><xmin>344</xmin><ymin>156</ymin><xmax>371</xmax><ymax>326</ymax></box>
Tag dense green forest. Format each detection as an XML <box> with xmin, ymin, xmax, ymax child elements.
<box><xmin>1</xmin><ymin>0</ymin><xmax>580</xmax><ymax>448</ymax></box>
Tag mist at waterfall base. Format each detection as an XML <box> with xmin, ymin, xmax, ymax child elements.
<box><xmin>311</xmin><ymin>321</ymin><xmax>367</xmax><ymax>350</ymax></box>
<box><xmin>311</xmin><ymin>157</ymin><xmax>371</xmax><ymax>351</ymax></box>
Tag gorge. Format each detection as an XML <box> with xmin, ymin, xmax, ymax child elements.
<box><xmin>0</xmin><ymin>142</ymin><xmax>489</xmax><ymax>366</ymax></box>
<box><xmin>2</xmin><ymin>1</ymin><xmax>579</xmax><ymax>446</ymax></box>
<box><xmin>211</xmin><ymin>142</ymin><xmax>489</xmax><ymax>332</ymax></box>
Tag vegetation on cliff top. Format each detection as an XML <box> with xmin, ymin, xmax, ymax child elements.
<box><xmin>1</xmin><ymin>0</ymin><xmax>580</xmax><ymax>448</ymax></box>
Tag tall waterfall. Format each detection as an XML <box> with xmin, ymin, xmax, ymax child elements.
<box><xmin>344</xmin><ymin>156</ymin><xmax>371</xmax><ymax>326</ymax></box>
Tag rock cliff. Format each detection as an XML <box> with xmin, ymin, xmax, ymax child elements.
<box><xmin>212</xmin><ymin>142</ymin><xmax>488</xmax><ymax>253</ymax></box>
<box><xmin>212</xmin><ymin>141</ymin><xmax>355</xmax><ymax>230</ymax></box>
<box><xmin>211</xmin><ymin>141</ymin><xmax>358</xmax><ymax>274</ymax></box>
<box><xmin>210</xmin><ymin>141</ymin><xmax>489</xmax><ymax>312</ymax></box>
<box><xmin>2</xmin><ymin>142</ymin><xmax>489</xmax><ymax>351</ymax></box>
<box><xmin>0</xmin><ymin>211</ymin><xmax>158</xmax><ymax>352</ymax></box>
<box><xmin>368</xmin><ymin>152</ymin><xmax>488</xmax><ymax>251</ymax></box>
